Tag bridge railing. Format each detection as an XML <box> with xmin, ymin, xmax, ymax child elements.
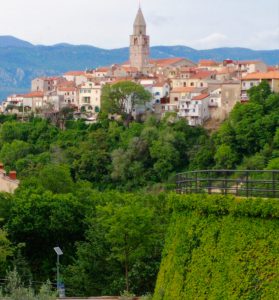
<box><xmin>176</xmin><ymin>170</ymin><xmax>279</xmax><ymax>198</ymax></box>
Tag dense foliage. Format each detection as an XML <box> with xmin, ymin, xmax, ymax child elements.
<box><xmin>196</xmin><ymin>81</ymin><xmax>279</xmax><ymax>171</ymax></box>
<box><xmin>0</xmin><ymin>187</ymin><xmax>170</xmax><ymax>296</ymax></box>
<box><xmin>0</xmin><ymin>82</ymin><xmax>278</xmax><ymax>297</ymax></box>
<box><xmin>154</xmin><ymin>194</ymin><xmax>279</xmax><ymax>300</ymax></box>
<box><xmin>0</xmin><ymin>114</ymin><xmax>207</xmax><ymax>189</ymax></box>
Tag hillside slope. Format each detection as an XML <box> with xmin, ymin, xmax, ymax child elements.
<box><xmin>153</xmin><ymin>194</ymin><xmax>279</xmax><ymax>299</ymax></box>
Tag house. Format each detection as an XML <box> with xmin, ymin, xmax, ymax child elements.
<box><xmin>94</xmin><ymin>67</ymin><xmax>110</xmax><ymax>78</ymax></box>
<box><xmin>171</xmin><ymin>70</ymin><xmax>216</xmax><ymax>89</ymax></box>
<box><xmin>0</xmin><ymin>163</ymin><xmax>19</xmax><ymax>194</ymax></box>
<box><xmin>22</xmin><ymin>92</ymin><xmax>44</xmax><ymax>112</ymax></box>
<box><xmin>63</xmin><ymin>71</ymin><xmax>88</xmax><ymax>85</ymax></box>
<box><xmin>149</xmin><ymin>58</ymin><xmax>196</xmax><ymax>77</ymax></box>
<box><xmin>78</xmin><ymin>81</ymin><xmax>102</xmax><ymax>113</ymax></box>
<box><xmin>198</xmin><ymin>59</ymin><xmax>220</xmax><ymax>70</ymax></box>
<box><xmin>57</xmin><ymin>87</ymin><xmax>78</xmax><ymax>107</ymax></box>
<box><xmin>152</xmin><ymin>81</ymin><xmax>170</xmax><ymax>105</ymax></box>
<box><xmin>241</xmin><ymin>71</ymin><xmax>279</xmax><ymax>101</ymax></box>
<box><xmin>236</xmin><ymin>60</ymin><xmax>267</xmax><ymax>77</ymax></box>
<box><xmin>178</xmin><ymin>93</ymin><xmax>210</xmax><ymax>126</ymax></box>
<box><xmin>31</xmin><ymin>77</ymin><xmax>66</xmax><ymax>93</ymax></box>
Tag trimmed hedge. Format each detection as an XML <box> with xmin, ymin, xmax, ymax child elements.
<box><xmin>153</xmin><ymin>194</ymin><xmax>279</xmax><ymax>300</ymax></box>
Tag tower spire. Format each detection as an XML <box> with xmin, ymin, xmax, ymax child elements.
<box><xmin>133</xmin><ymin>5</ymin><xmax>146</xmax><ymax>35</ymax></box>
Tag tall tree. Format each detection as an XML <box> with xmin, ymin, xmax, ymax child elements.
<box><xmin>101</xmin><ymin>81</ymin><xmax>151</xmax><ymax>120</ymax></box>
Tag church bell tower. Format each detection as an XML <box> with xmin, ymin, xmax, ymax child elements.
<box><xmin>130</xmin><ymin>7</ymin><xmax>150</xmax><ymax>72</ymax></box>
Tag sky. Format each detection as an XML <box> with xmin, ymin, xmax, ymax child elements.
<box><xmin>0</xmin><ymin>0</ymin><xmax>278</xmax><ymax>50</ymax></box>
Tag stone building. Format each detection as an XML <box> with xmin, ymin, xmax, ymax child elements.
<box><xmin>130</xmin><ymin>7</ymin><xmax>150</xmax><ymax>72</ymax></box>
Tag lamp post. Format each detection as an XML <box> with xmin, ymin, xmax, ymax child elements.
<box><xmin>53</xmin><ymin>246</ymin><xmax>64</xmax><ymax>297</ymax></box>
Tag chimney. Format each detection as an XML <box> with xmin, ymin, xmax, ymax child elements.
<box><xmin>9</xmin><ymin>171</ymin><xmax>17</xmax><ymax>180</ymax></box>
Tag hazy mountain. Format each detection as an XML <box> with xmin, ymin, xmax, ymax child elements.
<box><xmin>0</xmin><ymin>36</ymin><xmax>33</xmax><ymax>48</ymax></box>
<box><xmin>0</xmin><ymin>36</ymin><xmax>278</xmax><ymax>99</ymax></box>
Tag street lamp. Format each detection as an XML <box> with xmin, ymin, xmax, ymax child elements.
<box><xmin>53</xmin><ymin>246</ymin><xmax>64</xmax><ymax>298</ymax></box>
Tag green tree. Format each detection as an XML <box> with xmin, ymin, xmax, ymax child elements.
<box><xmin>0</xmin><ymin>140</ymin><xmax>33</xmax><ymax>170</ymax></box>
<box><xmin>101</xmin><ymin>81</ymin><xmax>151</xmax><ymax>120</ymax></box>
<box><xmin>214</xmin><ymin>144</ymin><xmax>238</xmax><ymax>169</ymax></box>
<box><xmin>39</xmin><ymin>164</ymin><xmax>74</xmax><ymax>194</ymax></box>
<box><xmin>96</xmin><ymin>195</ymin><xmax>155</xmax><ymax>292</ymax></box>
<box><xmin>248</xmin><ymin>80</ymin><xmax>272</xmax><ymax>105</ymax></box>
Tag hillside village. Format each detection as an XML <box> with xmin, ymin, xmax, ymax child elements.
<box><xmin>2</xmin><ymin>8</ymin><xmax>279</xmax><ymax>127</ymax></box>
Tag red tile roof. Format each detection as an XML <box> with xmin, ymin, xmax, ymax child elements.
<box><xmin>171</xmin><ymin>87</ymin><xmax>195</xmax><ymax>93</ymax></box>
<box><xmin>237</xmin><ymin>60</ymin><xmax>262</xmax><ymax>65</ymax></box>
<box><xmin>150</xmin><ymin>57</ymin><xmax>186</xmax><ymax>67</ymax></box>
<box><xmin>242</xmin><ymin>71</ymin><xmax>279</xmax><ymax>80</ymax></box>
<box><xmin>64</xmin><ymin>71</ymin><xmax>85</xmax><ymax>76</ymax></box>
<box><xmin>58</xmin><ymin>87</ymin><xmax>76</xmax><ymax>92</ymax></box>
<box><xmin>96</xmin><ymin>67</ymin><xmax>110</xmax><ymax>72</ymax></box>
<box><xmin>267</xmin><ymin>66</ymin><xmax>278</xmax><ymax>72</ymax></box>
<box><xmin>199</xmin><ymin>59</ymin><xmax>218</xmax><ymax>67</ymax></box>
<box><xmin>192</xmin><ymin>93</ymin><xmax>210</xmax><ymax>100</ymax></box>
<box><xmin>23</xmin><ymin>92</ymin><xmax>44</xmax><ymax>98</ymax></box>
<box><xmin>190</xmin><ymin>71</ymin><xmax>216</xmax><ymax>79</ymax></box>
<box><xmin>154</xmin><ymin>81</ymin><xmax>168</xmax><ymax>87</ymax></box>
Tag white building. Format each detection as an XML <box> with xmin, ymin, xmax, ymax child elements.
<box><xmin>178</xmin><ymin>93</ymin><xmax>210</xmax><ymax>126</ymax></box>
<box><xmin>78</xmin><ymin>82</ymin><xmax>102</xmax><ymax>113</ymax></box>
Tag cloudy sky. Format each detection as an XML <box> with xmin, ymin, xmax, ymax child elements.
<box><xmin>0</xmin><ymin>0</ymin><xmax>278</xmax><ymax>50</ymax></box>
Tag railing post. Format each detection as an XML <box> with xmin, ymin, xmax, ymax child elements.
<box><xmin>208</xmin><ymin>171</ymin><xmax>212</xmax><ymax>194</ymax></box>
<box><xmin>272</xmin><ymin>171</ymin><xmax>275</xmax><ymax>198</ymax></box>
<box><xmin>246</xmin><ymin>171</ymin><xmax>249</xmax><ymax>198</ymax></box>
<box><xmin>195</xmin><ymin>172</ymin><xmax>198</xmax><ymax>193</ymax></box>
<box><xmin>224</xmin><ymin>171</ymin><xmax>228</xmax><ymax>195</ymax></box>
<box><xmin>176</xmin><ymin>173</ymin><xmax>181</xmax><ymax>194</ymax></box>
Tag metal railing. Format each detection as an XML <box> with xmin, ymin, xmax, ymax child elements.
<box><xmin>176</xmin><ymin>170</ymin><xmax>279</xmax><ymax>198</ymax></box>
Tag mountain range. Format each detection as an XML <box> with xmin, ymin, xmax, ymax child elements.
<box><xmin>0</xmin><ymin>35</ymin><xmax>278</xmax><ymax>100</ymax></box>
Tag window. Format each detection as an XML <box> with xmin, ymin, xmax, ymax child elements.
<box><xmin>190</xmin><ymin>82</ymin><xmax>194</xmax><ymax>86</ymax></box>
<box><xmin>174</xmin><ymin>97</ymin><xmax>178</xmax><ymax>101</ymax></box>
<box><xmin>183</xmin><ymin>82</ymin><xmax>186</xmax><ymax>87</ymax></box>
<box><xmin>250</xmin><ymin>82</ymin><xmax>254</xmax><ymax>87</ymax></box>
